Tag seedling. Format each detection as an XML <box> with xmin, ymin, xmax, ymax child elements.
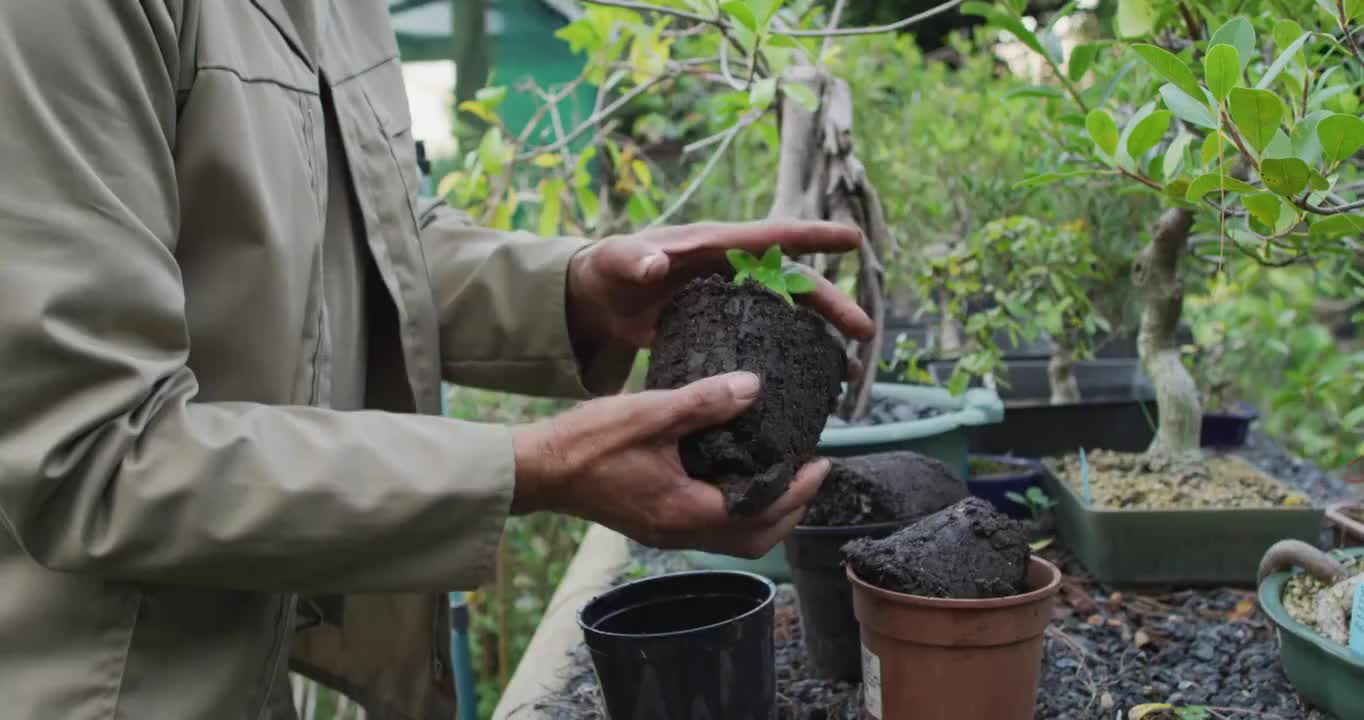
<box><xmin>725</xmin><ymin>246</ymin><xmax>817</xmax><ymax>305</ymax></box>
<box><xmin>1005</xmin><ymin>486</ymin><xmax>1057</xmax><ymax>523</ymax></box>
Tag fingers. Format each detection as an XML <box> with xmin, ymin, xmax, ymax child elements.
<box><xmin>590</xmin><ymin>234</ymin><xmax>672</xmax><ymax>284</ymax></box>
<box><xmin>789</xmin><ymin>265</ymin><xmax>876</xmax><ymax>340</ymax></box>
<box><xmin>659</xmin><ymin>221</ymin><xmax>863</xmax><ymax>263</ymax></box>
<box><xmin>755</xmin><ymin>458</ymin><xmax>830</xmax><ymax>525</ymax></box>
<box><xmin>638</xmin><ymin>371</ymin><xmax>762</xmax><ymax>438</ymax></box>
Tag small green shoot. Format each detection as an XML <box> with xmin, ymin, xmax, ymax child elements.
<box><xmin>1005</xmin><ymin>486</ymin><xmax>1057</xmax><ymax>523</ymax></box>
<box><xmin>725</xmin><ymin>246</ymin><xmax>817</xmax><ymax>305</ymax></box>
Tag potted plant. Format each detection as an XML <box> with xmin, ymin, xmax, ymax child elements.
<box><xmin>910</xmin><ymin>215</ymin><xmax>1164</xmax><ymax>458</ymax></box>
<box><xmin>968</xmin><ymin>454</ymin><xmax>1047</xmax><ymax>519</ymax></box>
<box><xmin>784</xmin><ymin>451</ymin><xmax>968</xmax><ymax>681</ymax></box>
<box><xmin>976</xmin><ymin>2</ymin><xmax>1361</xmax><ymax>583</ymax></box>
<box><xmin>1257</xmin><ymin>541</ymin><xmax>1364</xmax><ymax>719</ymax></box>
<box><xmin>844</xmin><ymin>497</ymin><xmax>1062</xmax><ymax>719</ymax></box>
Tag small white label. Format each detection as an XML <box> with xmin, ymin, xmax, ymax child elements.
<box><xmin>861</xmin><ymin>643</ymin><xmax>882</xmax><ymax>719</ymax></box>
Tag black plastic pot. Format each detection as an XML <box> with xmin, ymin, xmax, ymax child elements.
<box><xmin>786</xmin><ymin>520</ymin><xmax>905</xmax><ymax>681</ymax></box>
<box><xmin>1200</xmin><ymin>405</ymin><xmax>1258</xmax><ymax>448</ymax></box>
<box><xmin>578</xmin><ymin>570</ymin><xmax>776</xmax><ymax>720</ymax></box>
<box><xmin>968</xmin><ymin>454</ymin><xmax>1046</xmax><ymax>519</ymax></box>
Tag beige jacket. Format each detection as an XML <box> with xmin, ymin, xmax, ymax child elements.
<box><xmin>0</xmin><ymin>2</ymin><xmax>630</xmax><ymax>718</ymax></box>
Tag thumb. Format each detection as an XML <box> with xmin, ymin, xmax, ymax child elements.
<box><xmin>642</xmin><ymin>371</ymin><xmax>761</xmax><ymax>438</ymax></box>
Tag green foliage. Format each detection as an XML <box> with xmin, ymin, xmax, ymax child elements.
<box><xmin>1005</xmin><ymin>486</ymin><xmax>1058</xmax><ymax>521</ymax></box>
<box><xmin>726</xmin><ymin>246</ymin><xmax>816</xmax><ymax>304</ymax></box>
<box><xmin>916</xmin><ymin>215</ymin><xmax>1112</xmax><ymax>394</ymax></box>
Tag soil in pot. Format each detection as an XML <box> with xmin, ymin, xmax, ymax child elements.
<box><xmin>646</xmin><ymin>275</ymin><xmax>846</xmax><ymax>516</ymax></box>
<box><xmin>787</xmin><ymin>452</ymin><xmax>966</xmax><ymax>681</ymax></box>
<box><xmin>843</xmin><ymin>498</ymin><xmax>1059</xmax><ymax>720</ymax></box>
<box><xmin>802</xmin><ymin>451</ymin><xmax>965</xmax><ymax>527</ymax></box>
<box><xmin>842</xmin><ymin>496</ymin><xmax>1030</xmax><ymax>598</ymax></box>
<box><xmin>1282</xmin><ymin>554</ymin><xmax>1364</xmax><ymax>636</ymax></box>
<box><xmin>1047</xmin><ymin>450</ymin><xmax>1310</xmax><ymax>510</ymax></box>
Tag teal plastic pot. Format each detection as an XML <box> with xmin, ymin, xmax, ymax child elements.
<box><xmin>1259</xmin><ymin>547</ymin><xmax>1364</xmax><ymax>719</ymax></box>
<box><xmin>684</xmin><ymin>383</ymin><xmax>1004</xmax><ymax>579</ymax></box>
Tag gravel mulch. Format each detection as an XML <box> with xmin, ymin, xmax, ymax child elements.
<box><xmin>521</xmin><ymin>432</ymin><xmax>1355</xmax><ymax>720</ymax></box>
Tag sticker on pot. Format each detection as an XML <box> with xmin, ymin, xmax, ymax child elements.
<box><xmin>861</xmin><ymin>643</ymin><xmax>882</xmax><ymax>719</ymax></box>
<box><xmin>1350</xmin><ymin>582</ymin><xmax>1364</xmax><ymax>658</ymax></box>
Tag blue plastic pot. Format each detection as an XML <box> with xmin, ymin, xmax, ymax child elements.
<box><xmin>683</xmin><ymin>383</ymin><xmax>1004</xmax><ymax>580</ymax></box>
<box><xmin>967</xmin><ymin>454</ymin><xmax>1046</xmax><ymax>519</ymax></box>
<box><xmin>1200</xmin><ymin>405</ymin><xmax>1258</xmax><ymax>448</ymax></box>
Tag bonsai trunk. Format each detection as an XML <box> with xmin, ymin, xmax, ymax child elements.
<box><xmin>1133</xmin><ymin>208</ymin><xmax>1203</xmax><ymax>473</ymax></box>
<box><xmin>1048</xmin><ymin>345</ymin><xmax>1081</xmax><ymax>404</ymax></box>
<box><xmin>767</xmin><ymin>67</ymin><xmax>893</xmax><ymax>421</ymax></box>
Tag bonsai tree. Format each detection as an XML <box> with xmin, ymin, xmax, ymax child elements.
<box><xmin>442</xmin><ymin>0</ymin><xmax>974</xmax><ymax>420</ymax></box>
<box><xmin>913</xmin><ymin>215</ymin><xmax>1112</xmax><ymax>402</ymax></box>
<box><xmin>969</xmin><ymin>0</ymin><xmax>1364</xmax><ymax>472</ymax></box>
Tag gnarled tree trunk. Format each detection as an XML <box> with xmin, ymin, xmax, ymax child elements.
<box><xmin>767</xmin><ymin>66</ymin><xmax>893</xmax><ymax>421</ymax></box>
<box><xmin>1048</xmin><ymin>345</ymin><xmax>1081</xmax><ymax>404</ymax></box>
<box><xmin>1133</xmin><ymin>208</ymin><xmax>1202</xmax><ymax>472</ymax></box>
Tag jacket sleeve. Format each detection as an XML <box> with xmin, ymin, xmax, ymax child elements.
<box><xmin>418</xmin><ymin>202</ymin><xmax>639</xmax><ymax>399</ymax></box>
<box><xmin>0</xmin><ymin>1</ymin><xmax>515</xmax><ymax>594</ymax></box>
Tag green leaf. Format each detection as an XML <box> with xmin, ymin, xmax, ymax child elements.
<box><xmin>734</xmin><ymin>270</ymin><xmax>750</xmax><ymax>286</ymax></box>
<box><xmin>1256</xmin><ymin>31</ymin><xmax>1311</xmax><ymax>90</ymax></box>
<box><xmin>1209</xmin><ymin>18</ymin><xmax>1256</xmax><ymax>72</ymax></box>
<box><xmin>1004</xmin><ymin>491</ymin><xmax>1028</xmax><ymax>505</ymax></box>
<box><xmin>983</xmin><ymin>9</ymin><xmax>1048</xmax><ymax>57</ymax></box>
<box><xmin>1264</xmin><ymin>129</ymin><xmax>1295</xmax><ymax>160</ymax></box>
<box><xmin>576</xmin><ymin>185</ymin><xmax>600</xmax><ymax>228</ymax></box>
<box><xmin>478</xmin><ymin>127</ymin><xmax>509</xmax><ymax>175</ymax></box>
<box><xmin>1344</xmin><ymin>404</ymin><xmax>1364</xmax><ymax>430</ymax></box>
<box><xmin>1273</xmin><ymin>20</ymin><xmax>1307</xmax><ymax>60</ymax></box>
<box><xmin>761</xmin><ymin>244</ymin><xmax>784</xmax><ymax>270</ymax></box>
<box><xmin>1260</xmin><ymin>157</ymin><xmax>1311</xmax><ymax>196</ymax></box>
<box><xmin>783</xmin><ymin>82</ymin><xmax>820</xmax><ymax>112</ymax></box>
<box><xmin>1006</xmin><ymin>85</ymin><xmax>1066</xmax><ymax>100</ymax></box>
<box><xmin>1160</xmin><ymin>84</ymin><xmax>1218</xmax><ymax>129</ymax></box>
<box><xmin>1086</xmin><ymin>109</ymin><xmax>1120</xmax><ymax>157</ymax></box>
<box><xmin>1293</xmin><ymin>110</ymin><xmax>1333</xmax><ymax>165</ymax></box>
<box><xmin>538</xmin><ymin>179</ymin><xmax>564</xmax><ymax>236</ymax></box>
<box><xmin>1242</xmin><ymin>193</ymin><xmax>1285</xmax><ymax>225</ymax></box>
<box><xmin>1309</xmin><ymin>214</ymin><xmax>1364</xmax><ymax>239</ymax></box>
<box><xmin>1204</xmin><ymin>44</ymin><xmax>1240</xmax><ymax>102</ymax></box>
<box><xmin>475</xmin><ymin>85</ymin><xmax>508</xmax><ymax>109</ymax></box>
<box><xmin>1132</xmin><ymin>44</ymin><xmax>1205</xmax><ymax>104</ymax></box>
<box><xmin>720</xmin><ymin>1</ymin><xmax>758</xmax><ymax>32</ymax></box>
<box><xmin>766</xmin><ymin>34</ymin><xmax>803</xmax><ymax>49</ymax></box>
<box><xmin>1116</xmin><ymin>0</ymin><xmax>1155</xmax><ymax>38</ymax></box>
<box><xmin>726</xmin><ymin>249</ymin><xmax>760</xmax><ymax>272</ymax></box>
<box><xmin>749</xmin><ymin>77</ymin><xmax>777</xmax><ymax>110</ymax></box>
<box><xmin>1201</xmin><ymin>131</ymin><xmax>1230</xmax><ymax>166</ymax></box>
<box><xmin>1125</xmin><ymin>109</ymin><xmax>1173</xmax><ymax>159</ymax></box>
<box><xmin>1228</xmin><ymin>88</ymin><xmax>1284</xmax><ymax>154</ymax></box>
<box><xmin>1186</xmin><ymin>173</ymin><xmax>1258</xmax><ymax>201</ymax></box>
<box><xmin>947</xmin><ymin>371</ymin><xmax>971</xmax><ymax>397</ymax></box>
<box><xmin>1069</xmin><ymin>43</ymin><xmax>1101</xmax><ymax>82</ymax></box>
<box><xmin>1014</xmin><ymin>170</ymin><xmax>1103</xmax><ymax>188</ymax></box>
<box><xmin>1308</xmin><ymin>167</ymin><xmax>1331</xmax><ymax>191</ymax></box>
<box><xmin>783</xmin><ymin>272</ymin><xmax>817</xmax><ymax>294</ymax></box>
<box><xmin>1164</xmin><ymin>132</ymin><xmax>1193</xmax><ymax>178</ymax></box>
<box><xmin>1317</xmin><ymin>113</ymin><xmax>1364</xmax><ymax>163</ymax></box>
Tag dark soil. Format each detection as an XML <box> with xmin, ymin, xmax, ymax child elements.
<box><xmin>802</xmin><ymin>451</ymin><xmax>966</xmax><ymax>527</ymax></box>
<box><xmin>646</xmin><ymin>275</ymin><xmax>846</xmax><ymax>516</ymax></box>
<box><xmin>842</xmin><ymin>497</ymin><xmax>1030</xmax><ymax>598</ymax></box>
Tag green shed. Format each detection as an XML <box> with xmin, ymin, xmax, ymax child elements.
<box><xmin>388</xmin><ymin>0</ymin><xmax>595</xmax><ymax>142</ymax></box>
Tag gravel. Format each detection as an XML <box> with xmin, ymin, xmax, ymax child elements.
<box><xmin>525</xmin><ymin>432</ymin><xmax>1355</xmax><ymax>720</ymax></box>
<box><xmin>825</xmin><ymin>396</ymin><xmax>944</xmax><ymax>428</ymax></box>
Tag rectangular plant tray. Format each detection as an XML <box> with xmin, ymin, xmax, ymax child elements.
<box><xmin>1042</xmin><ymin>466</ymin><xmax>1323</xmax><ymax>587</ymax></box>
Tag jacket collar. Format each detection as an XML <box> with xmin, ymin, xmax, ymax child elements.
<box><xmin>250</xmin><ymin>0</ymin><xmax>320</xmax><ymax>72</ymax></box>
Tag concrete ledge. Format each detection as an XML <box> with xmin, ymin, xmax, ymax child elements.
<box><xmin>492</xmin><ymin>523</ymin><xmax>632</xmax><ymax>720</ymax></box>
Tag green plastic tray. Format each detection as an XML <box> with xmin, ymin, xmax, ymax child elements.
<box><xmin>1259</xmin><ymin>547</ymin><xmax>1364</xmax><ymax>719</ymax></box>
<box><xmin>1043</xmin><ymin>467</ymin><xmax>1323</xmax><ymax>586</ymax></box>
<box><xmin>683</xmin><ymin>383</ymin><xmax>1004</xmax><ymax>580</ymax></box>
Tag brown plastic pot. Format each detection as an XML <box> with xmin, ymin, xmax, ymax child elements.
<box><xmin>848</xmin><ymin>556</ymin><xmax>1061</xmax><ymax>720</ymax></box>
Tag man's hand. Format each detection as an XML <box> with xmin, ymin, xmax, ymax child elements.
<box><xmin>566</xmin><ymin>221</ymin><xmax>876</xmax><ymax>350</ymax></box>
<box><xmin>509</xmin><ymin>371</ymin><xmax>829</xmax><ymax>558</ymax></box>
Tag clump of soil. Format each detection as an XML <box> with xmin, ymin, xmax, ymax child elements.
<box><xmin>842</xmin><ymin>497</ymin><xmax>1030</xmax><ymax>598</ymax></box>
<box><xmin>1048</xmin><ymin>450</ymin><xmax>1310</xmax><ymax>510</ymax></box>
<box><xmin>1283</xmin><ymin>555</ymin><xmax>1364</xmax><ymax>632</ymax></box>
<box><xmin>802</xmin><ymin>451</ymin><xmax>966</xmax><ymax>526</ymax></box>
<box><xmin>646</xmin><ymin>275</ymin><xmax>846</xmax><ymax>516</ymax></box>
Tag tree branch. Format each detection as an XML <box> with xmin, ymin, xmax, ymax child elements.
<box><xmin>517</xmin><ymin>75</ymin><xmax>666</xmax><ymax>160</ymax></box>
<box><xmin>773</xmin><ymin>0</ymin><xmax>964</xmax><ymax>37</ymax></box>
<box><xmin>822</xmin><ymin>0</ymin><xmax>849</xmax><ymax>56</ymax></box>
<box><xmin>647</xmin><ymin>116</ymin><xmax>754</xmax><ymax>228</ymax></box>
<box><xmin>1339</xmin><ymin>1</ymin><xmax>1364</xmax><ymax>66</ymax></box>
<box><xmin>582</xmin><ymin>0</ymin><xmax>708</xmax><ymax>23</ymax></box>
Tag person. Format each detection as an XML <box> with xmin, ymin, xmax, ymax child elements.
<box><xmin>0</xmin><ymin>3</ymin><xmax>874</xmax><ymax>718</ymax></box>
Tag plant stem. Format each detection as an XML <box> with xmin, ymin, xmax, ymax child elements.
<box><xmin>1340</xmin><ymin>0</ymin><xmax>1364</xmax><ymax>66</ymax></box>
<box><xmin>517</xmin><ymin>75</ymin><xmax>665</xmax><ymax>160</ymax></box>
<box><xmin>774</xmin><ymin>0</ymin><xmax>964</xmax><ymax>37</ymax></box>
<box><xmin>647</xmin><ymin>116</ymin><xmax>753</xmax><ymax>228</ymax></box>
